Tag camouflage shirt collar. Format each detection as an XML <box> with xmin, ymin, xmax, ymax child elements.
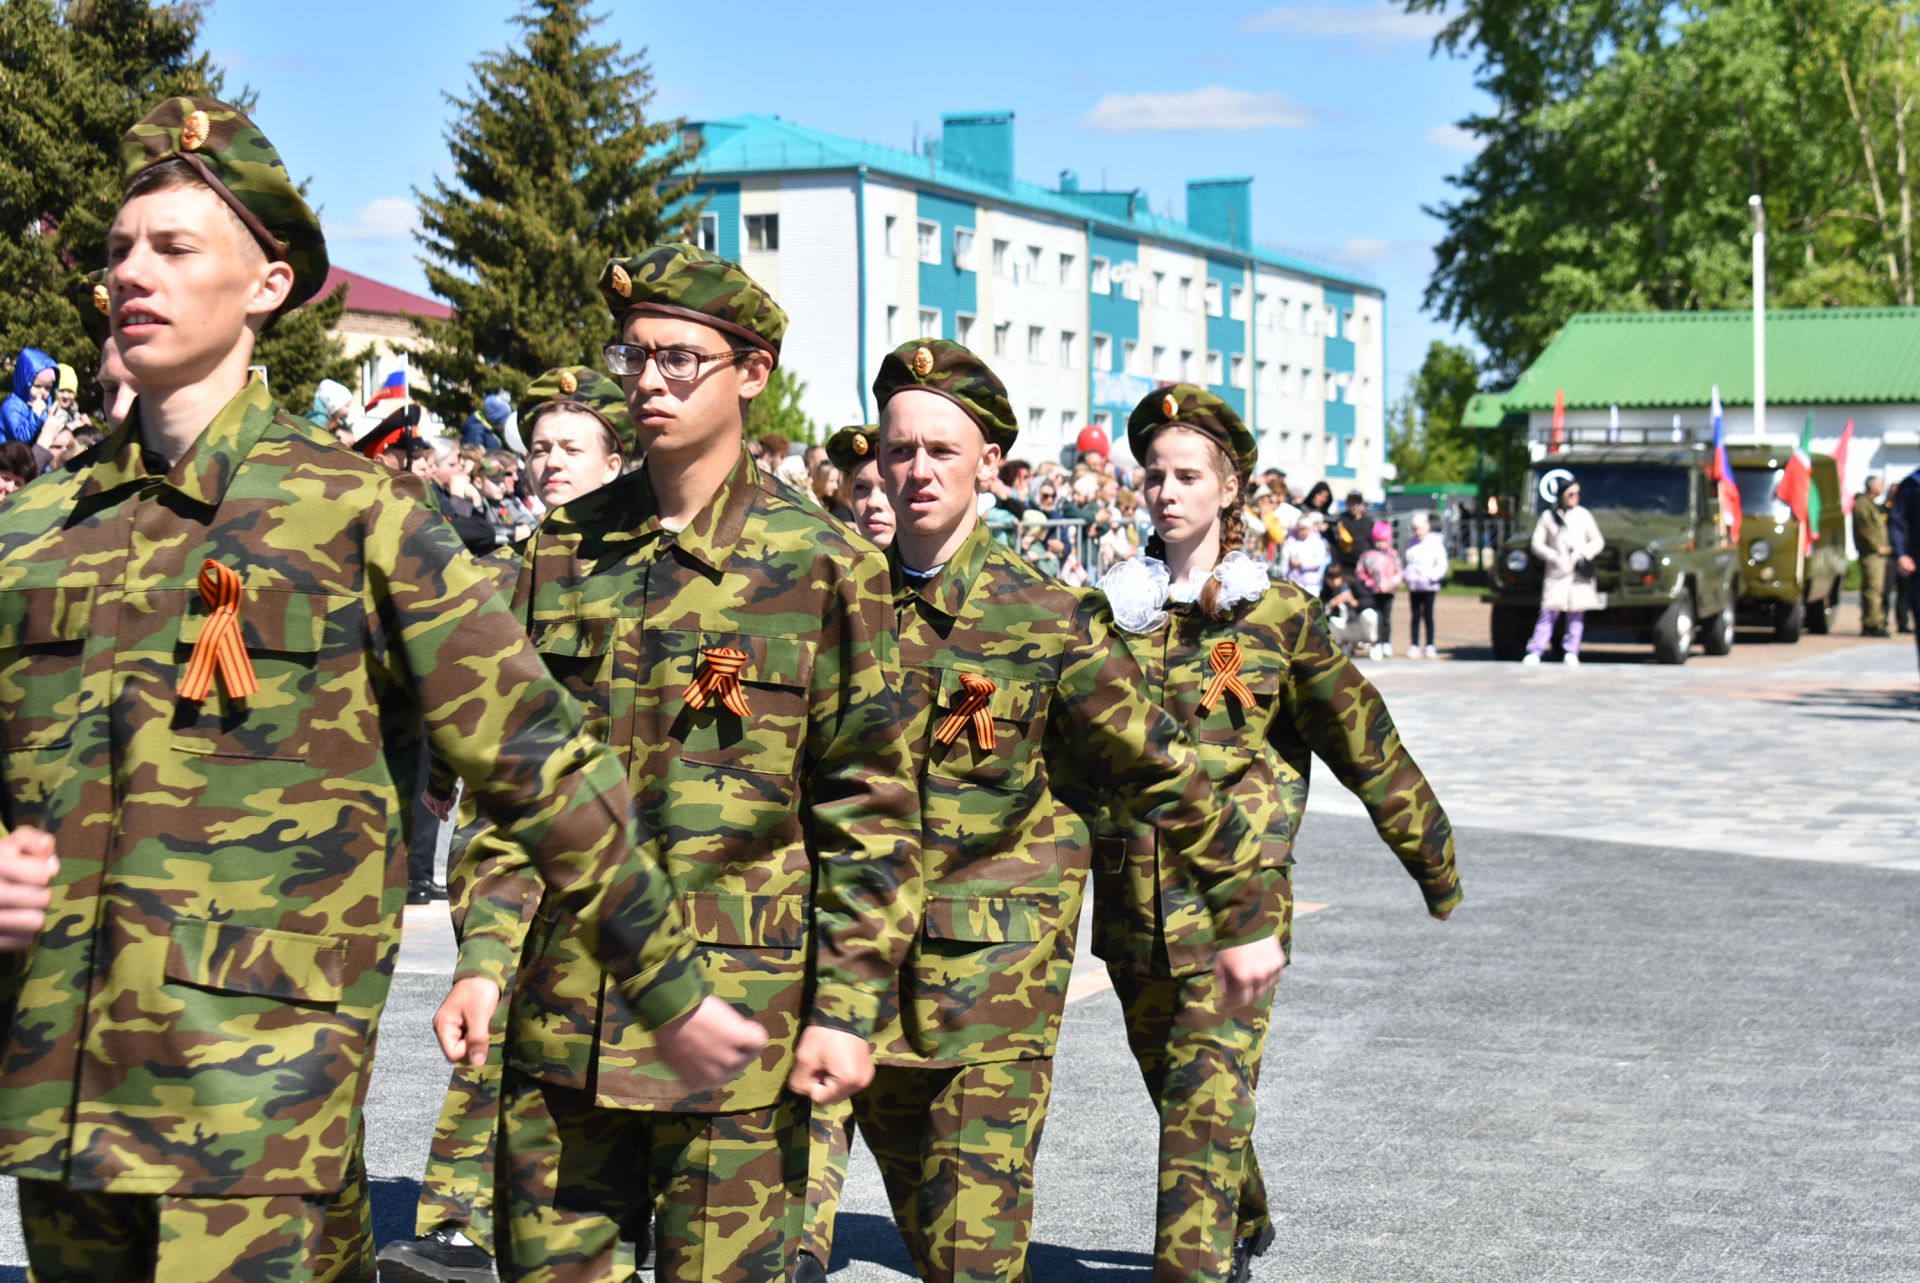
<box><xmin>889</xmin><ymin>514</ymin><xmax>995</xmax><ymax>618</ymax></box>
<box><xmin>627</xmin><ymin>447</ymin><xmax>757</xmax><ymax>571</ymax></box>
<box><xmin>78</xmin><ymin>374</ymin><xmax>278</xmax><ymax>508</ymax></box>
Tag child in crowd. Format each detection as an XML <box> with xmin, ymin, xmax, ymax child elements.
<box><xmin>1320</xmin><ymin>562</ymin><xmax>1378</xmax><ymax>656</ymax></box>
<box><xmin>1280</xmin><ymin>511</ymin><xmax>1330</xmax><ymax>594</ymax></box>
<box><xmin>1355</xmin><ymin>520</ymin><xmax>1404</xmax><ymax>661</ymax></box>
<box><xmin>1402</xmin><ymin>511</ymin><xmax>1448</xmax><ymax>658</ymax></box>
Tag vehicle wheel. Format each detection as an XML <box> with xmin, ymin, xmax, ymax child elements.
<box><xmin>1652</xmin><ymin>594</ymin><xmax>1695</xmax><ymax>664</ymax></box>
<box><xmin>1774</xmin><ymin>598</ymin><xmax>1804</xmax><ymax>644</ymax></box>
<box><xmin>1806</xmin><ymin>581</ymin><xmax>1838</xmax><ymax>635</ymax></box>
<box><xmin>1703</xmin><ymin>605</ymin><xmax>1736</xmax><ymax>656</ymax></box>
<box><xmin>1491</xmin><ymin>605</ymin><xmax>1531</xmax><ymax>662</ymax></box>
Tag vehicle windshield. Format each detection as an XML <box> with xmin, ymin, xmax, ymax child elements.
<box><xmin>1531</xmin><ymin>464</ymin><xmax>1691</xmax><ymax>515</ymax></box>
<box><xmin>1732</xmin><ymin>467</ymin><xmax>1793</xmax><ymax>521</ymax></box>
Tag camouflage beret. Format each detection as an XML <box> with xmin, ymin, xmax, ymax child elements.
<box><xmin>872</xmin><ymin>338</ymin><xmax>1018</xmax><ymax>452</ymax></box>
<box><xmin>78</xmin><ymin>270</ymin><xmax>110</xmax><ymax>348</ymax></box>
<box><xmin>825</xmin><ymin>424</ymin><xmax>878</xmax><ymax>473</ymax></box>
<box><xmin>598</xmin><ymin>244</ymin><xmax>786</xmax><ymax>363</ymax></box>
<box><xmin>1127</xmin><ymin>382</ymin><xmax>1256</xmax><ymax>476</ymax></box>
<box><xmin>517</xmin><ymin>366</ymin><xmax>634</xmax><ymax>457</ymax></box>
<box><xmin>120</xmin><ymin>96</ymin><xmax>329</xmax><ymax>315</ymax></box>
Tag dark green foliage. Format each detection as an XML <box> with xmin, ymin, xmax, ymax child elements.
<box><xmin>1388</xmin><ymin>341</ymin><xmax>1481</xmax><ymax>484</ymax></box>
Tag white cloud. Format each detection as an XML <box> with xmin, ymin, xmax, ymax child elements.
<box><xmin>1081</xmin><ymin>87</ymin><xmax>1313</xmax><ymax>134</ymax></box>
<box><xmin>1242</xmin><ymin>2</ymin><xmax>1448</xmax><ymax>42</ymax></box>
<box><xmin>1341</xmin><ymin>237</ymin><xmax>1393</xmax><ymax>264</ymax></box>
<box><xmin>329</xmin><ymin>196</ymin><xmax>420</xmax><ymax>242</ymax></box>
<box><xmin>1425</xmin><ymin>122</ymin><xmax>1480</xmax><ymax>152</ymax></box>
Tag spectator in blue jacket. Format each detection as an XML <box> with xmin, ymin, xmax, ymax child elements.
<box><xmin>1889</xmin><ymin>469</ymin><xmax>1920</xmax><ymax>676</ymax></box>
<box><xmin>1</xmin><ymin>348</ymin><xmax>58</xmax><ymax>445</ymax></box>
<box><xmin>460</xmin><ymin>391</ymin><xmax>511</xmax><ymax>451</ymax></box>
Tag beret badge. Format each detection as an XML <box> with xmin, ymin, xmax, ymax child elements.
<box><xmin>558</xmin><ymin>370</ymin><xmax>578</xmax><ymax>394</ymax></box>
<box><xmin>851</xmin><ymin>433</ymin><xmax>869</xmax><ymax>456</ymax></box>
<box><xmin>1162</xmin><ymin>393</ymin><xmax>1178</xmax><ymax>418</ymax></box>
<box><xmin>92</xmin><ymin>283</ymin><xmax>110</xmax><ymax>315</ymax></box>
<box><xmin>912</xmin><ymin>345</ymin><xmax>934</xmax><ymax>377</ymax></box>
<box><xmin>180</xmin><ymin>109</ymin><xmax>211</xmax><ymax>152</ymax></box>
<box><xmin>610</xmin><ymin>264</ymin><xmax>632</xmax><ymax>298</ymax></box>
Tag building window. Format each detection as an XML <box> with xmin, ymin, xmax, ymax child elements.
<box><xmin>886</xmin><ymin>304</ymin><xmax>900</xmax><ymax>344</ymax></box>
<box><xmin>1153</xmin><ymin>271</ymin><xmax>1168</xmax><ymax>306</ymax></box>
<box><xmin>1180</xmin><ymin>349</ymin><xmax>1195</xmax><ymax>381</ymax></box>
<box><xmin>1254</xmin><ymin>359</ymin><xmax>1268</xmax><ymax>392</ymax></box>
<box><xmin>745</xmin><ymin>213</ymin><xmax>779</xmax><ymax>252</ymax></box>
<box><xmin>1091</xmin><ymin>257</ymin><xmax>1112</xmax><ymax>294</ymax></box>
<box><xmin>1093</xmin><ymin>410</ymin><xmax>1113</xmax><ymax>434</ymax></box>
<box><xmin>1262</xmin><ymin>292</ymin><xmax>1278</xmax><ymax>328</ymax></box>
<box><xmin>1342</xmin><ymin>308</ymin><xmax>1354</xmax><ymax>338</ymax></box>
<box><xmin>1204</xmin><ymin>279</ymin><xmax>1221</xmax><ymax>316</ymax></box>
<box><xmin>1060</xmin><ymin>330</ymin><xmax>1077</xmax><ymax>368</ymax></box>
<box><xmin>1178</xmin><ymin>277</ymin><xmax>1193</xmax><ymax>309</ymax></box>
<box><xmin>1300</xmin><ymin>367</ymin><xmax>1314</xmax><ymax>398</ymax></box>
<box><xmin>919</xmin><ymin>307</ymin><xmax>941</xmax><ymax>337</ymax></box>
<box><xmin>1026</xmin><ymin>244</ymin><xmax>1044</xmax><ymax>284</ymax></box>
<box><xmin>954</xmin><ymin>227</ymin><xmax>976</xmax><ymax>271</ymax></box>
<box><xmin>696</xmin><ymin>211</ymin><xmax>719</xmax><ymax>253</ymax></box>
<box><xmin>1152</xmin><ymin>345</ymin><xmax>1169</xmax><ymax>378</ymax></box>
<box><xmin>1230</xmin><ymin>354</ymin><xmax>1246</xmax><ymax>388</ymax></box>
<box><xmin>1206</xmin><ymin>350</ymin><xmax>1223</xmax><ymax>384</ymax></box>
<box><xmin>1325</xmin><ymin>372</ymin><xmax>1338</xmax><ymax>402</ymax></box>
<box><xmin>1282</xmin><ymin>363</ymin><xmax>1295</xmax><ymax>396</ymax></box>
<box><xmin>1301</xmin><ymin>302</ymin><xmax>1316</xmax><ymax>335</ymax></box>
<box><xmin>917</xmin><ymin>219</ymin><xmax>940</xmax><ymax>265</ymax></box>
<box><xmin>993</xmin><ymin>239</ymin><xmax>1011</xmax><ymax>277</ymax></box>
<box><xmin>1060</xmin><ymin>409</ymin><xmax>1077</xmax><ymax>435</ymax></box>
<box><xmin>1027</xmin><ymin>407</ymin><xmax>1046</xmax><ymax>433</ymax></box>
<box><xmin>1229</xmin><ymin>285</ymin><xmax>1247</xmax><ymax>321</ymax></box>
<box><xmin>1120</xmin><ymin>264</ymin><xmax>1141</xmax><ymax>301</ymax></box>
<box><xmin>1028</xmin><ymin>325</ymin><xmax>1045</xmax><ymax>362</ymax></box>
<box><xmin>1123</xmin><ymin>338</ymin><xmax>1140</xmax><ymax>375</ymax></box>
<box><xmin>956</xmin><ymin>312</ymin><xmax>976</xmax><ymax>349</ymax></box>
<box><xmin>993</xmin><ymin>321</ymin><xmax>1011</xmax><ymax>356</ymax></box>
<box><xmin>1093</xmin><ymin>333</ymin><xmax>1112</xmax><ymax>371</ymax></box>
<box><xmin>1359</xmin><ymin>373</ymin><xmax>1371</xmax><ymax>402</ymax></box>
<box><xmin>1059</xmin><ymin>252</ymin><xmax>1076</xmax><ymax>286</ymax></box>
<box><xmin>883</xmin><ymin>214</ymin><xmax>899</xmax><ymax>257</ymax></box>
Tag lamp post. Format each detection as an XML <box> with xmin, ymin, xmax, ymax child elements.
<box><xmin>1750</xmin><ymin>194</ymin><xmax>1766</xmax><ymax>443</ymax></box>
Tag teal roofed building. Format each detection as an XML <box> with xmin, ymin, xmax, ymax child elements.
<box><xmin>673</xmin><ymin>111</ymin><xmax>1388</xmax><ymax>485</ymax></box>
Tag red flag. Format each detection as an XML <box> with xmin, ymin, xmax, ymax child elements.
<box><xmin>1551</xmin><ymin>388</ymin><xmax>1566</xmax><ymax>452</ymax></box>
<box><xmin>1835</xmin><ymin>419</ymin><xmax>1855</xmax><ymax>516</ymax></box>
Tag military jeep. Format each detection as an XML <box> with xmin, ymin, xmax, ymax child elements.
<box><xmin>1485</xmin><ymin>438</ymin><xmax>1740</xmax><ymax>664</ymax></box>
<box><xmin>1725</xmin><ymin>446</ymin><xmax>1847</xmax><ymax>642</ymax></box>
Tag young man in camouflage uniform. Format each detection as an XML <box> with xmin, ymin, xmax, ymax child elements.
<box><xmin>0</xmin><ymin>98</ymin><xmax>761</xmax><ymax>1282</ymax></box>
<box><xmin>446</xmin><ymin>244</ymin><xmax>920</xmax><ymax>1283</ymax></box>
<box><xmin>819</xmin><ymin>339</ymin><xmax>1285</xmax><ymax>1283</ymax></box>
<box><xmin>380</xmin><ymin>366</ymin><xmax>640</xmax><ymax>1283</ymax></box>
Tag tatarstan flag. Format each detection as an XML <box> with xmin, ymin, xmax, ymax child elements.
<box><xmin>1777</xmin><ymin>411</ymin><xmax>1821</xmax><ymax>553</ymax></box>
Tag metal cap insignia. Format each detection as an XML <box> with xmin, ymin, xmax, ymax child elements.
<box><xmin>558</xmin><ymin>370</ymin><xmax>578</xmax><ymax>394</ymax></box>
<box><xmin>851</xmin><ymin>433</ymin><xmax>869</xmax><ymax>456</ymax></box>
<box><xmin>93</xmin><ymin>283</ymin><xmax>110</xmax><ymax>315</ymax></box>
<box><xmin>610</xmin><ymin>264</ymin><xmax>632</xmax><ymax>298</ymax></box>
<box><xmin>911</xmin><ymin>346</ymin><xmax>934</xmax><ymax>377</ymax></box>
<box><xmin>1162</xmin><ymin>393</ymin><xmax>1179</xmax><ymax>418</ymax></box>
<box><xmin>181</xmin><ymin>110</ymin><xmax>211</xmax><ymax>152</ymax></box>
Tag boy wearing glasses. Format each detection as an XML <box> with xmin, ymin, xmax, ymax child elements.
<box><xmin>456</xmin><ymin>243</ymin><xmax>920</xmax><ymax>1282</ymax></box>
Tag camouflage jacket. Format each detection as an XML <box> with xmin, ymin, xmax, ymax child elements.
<box><xmin>0</xmin><ymin>378</ymin><xmax>700</xmax><ymax>1198</ymax></box>
<box><xmin>872</xmin><ymin>519</ymin><xmax>1266</xmax><ymax>1069</ymax></box>
<box><xmin>1091</xmin><ymin>578</ymin><xmax>1461</xmax><ymax>978</ymax></box>
<box><xmin>456</xmin><ymin>450</ymin><xmax>919</xmax><ymax>1113</ymax></box>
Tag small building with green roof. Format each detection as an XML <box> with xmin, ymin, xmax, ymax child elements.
<box><xmin>1495</xmin><ymin>308</ymin><xmax>1920</xmax><ymax>486</ymax></box>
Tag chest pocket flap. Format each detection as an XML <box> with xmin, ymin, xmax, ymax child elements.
<box><xmin>531</xmin><ymin>615</ymin><xmax>617</xmax><ymax>659</ymax></box>
<box><xmin>0</xmin><ymin>586</ymin><xmax>94</xmax><ymax>751</ymax></box>
<box><xmin>1189</xmin><ymin>645</ymin><xmax>1281</xmax><ymax>740</ymax></box>
<box><xmin>665</xmin><ymin>631</ymin><xmax>816</xmax><ymax>777</ymax></box>
<box><xmin>925</xmin><ymin>668</ymin><xmax>1048</xmax><ymax>790</ymax></box>
<box><xmin>173</xmin><ymin>590</ymin><xmax>348</xmax><ymax>761</ymax></box>
<box><xmin>920</xmin><ymin>894</ymin><xmax>1045</xmax><ymax>944</ymax></box>
<box><xmin>177</xmin><ymin>589</ymin><xmax>334</xmax><ymax>654</ymax></box>
<box><xmin>0</xmin><ymin>586</ymin><xmax>94</xmax><ymax>648</ymax></box>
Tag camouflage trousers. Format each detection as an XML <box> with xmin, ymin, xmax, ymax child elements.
<box><xmin>801</xmin><ymin>1097</ymin><xmax>853</xmax><ymax>1269</ymax></box>
<box><xmin>1109</xmin><ymin>967</ymin><xmax>1273</xmax><ymax>1283</ymax></box>
<box><xmin>849</xmin><ymin>1058</ymin><xmax>1053</xmax><ymax>1283</ymax></box>
<box><xmin>499</xmin><ymin>1069</ymin><xmax>808</xmax><ymax>1283</ymax></box>
<box><xmin>16</xmin><ymin>1137</ymin><xmax>373</xmax><ymax>1282</ymax></box>
<box><xmin>413</xmin><ymin>1042</ymin><xmax>510</xmax><ymax>1250</ymax></box>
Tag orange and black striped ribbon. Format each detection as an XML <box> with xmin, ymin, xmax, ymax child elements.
<box><xmin>684</xmin><ymin>646</ymin><xmax>752</xmax><ymax>717</ymax></box>
<box><xmin>1198</xmin><ymin>640</ymin><xmax>1255</xmax><ymax>714</ymax></box>
<box><xmin>179</xmin><ymin>559</ymin><xmax>259</xmax><ymax>703</ymax></box>
<box><xmin>934</xmin><ymin>673</ymin><xmax>997</xmax><ymax>751</ymax></box>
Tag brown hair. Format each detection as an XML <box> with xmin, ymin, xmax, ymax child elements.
<box><xmin>1143</xmin><ymin>426</ymin><xmax>1249</xmax><ymax>619</ymax></box>
<box><xmin>525</xmin><ymin>401</ymin><xmax>622</xmax><ymax>461</ymax></box>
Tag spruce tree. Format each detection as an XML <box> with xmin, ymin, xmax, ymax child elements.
<box><xmin>411</xmin><ymin>0</ymin><xmax>702</xmax><ymax>426</ymax></box>
<box><xmin>254</xmin><ymin>283</ymin><xmax>369</xmax><ymax>421</ymax></box>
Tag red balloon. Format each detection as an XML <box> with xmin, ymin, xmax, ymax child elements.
<box><xmin>1075</xmin><ymin>424</ymin><xmax>1110</xmax><ymax>457</ymax></box>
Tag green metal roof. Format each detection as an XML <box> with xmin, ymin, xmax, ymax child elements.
<box><xmin>1462</xmin><ymin>392</ymin><xmax>1514</xmax><ymax>429</ymax></box>
<box><xmin>679</xmin><ymin>114</ymin><xmax>1381</xmax><ymax>294</ymax></box>
<box><xmin>1504</xmin><ymin>308</ymin><xmax>1920</xmax><ymax>410</ymax></box>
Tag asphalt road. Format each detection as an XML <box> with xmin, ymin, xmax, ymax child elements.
<box><xmin>0</xmin><ymin>628</ymin><xmax>1912</xmax><ymax>1281</ymax></box>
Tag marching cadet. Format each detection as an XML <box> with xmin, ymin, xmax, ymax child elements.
<box><xmin>827</xmin><ymin>423</ymin><xmax>894</xmax><ymax>549</ymax></box>
<box><xmin>439</xmin><ymin>243</ymin><xmax>920</xmax><ymax>1283</ymax></box>
<box><xmin>825</xmin><ymin>339</ymin><xmax>1284</xmax><ymax>1283</ymax></box>
<box><xmin>0</xmin><ymin>98</ymin><xmax>763</xmax><ymax>1281</ymax></box>
<box><xmin>1095</xmin><ymin>385</ymin><xmax>1462</xmax><ymax>1283</ymax></box>
<box><xmin>379</xmin><ymin>366</ymin><xmax>637</xmax><ymax>1283</ymax></box>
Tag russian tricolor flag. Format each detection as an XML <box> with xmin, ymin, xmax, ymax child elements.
<box><xmin>365</xmin><ymin>370</ymin><xmax>408</xmax><ymax>410</ymax></box>
<box><xmin>1708</xmin><ymin>386</ymin><xmax>1742</xmax><ymax>546</ymax></box>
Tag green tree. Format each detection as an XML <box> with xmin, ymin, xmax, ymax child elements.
<box><xmin>1409</xmin><ymin>0</ymin><xmax>1914</xmax><ymax>383</ymax></box>
<box><xmin>1388</xmin><ymin>340</ymin><xmax>1481</xmax><ymax>484</ymax></box>
<box><xmin>255</xmin><ymin>283</ymin><xmax>370</xmax><ymax>419</ymax></box>
<box><xmin>744</xmin><ymin>365</ymin><xmax>819</xmax><ymax>446</ymax></box>
<box><xmin>411</xmin><ymin>0</ymin><xmax>702</xmax><ymax>426</ymax></box>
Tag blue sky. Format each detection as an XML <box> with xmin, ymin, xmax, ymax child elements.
<box><xmin>198</xmin><ymin>0</ymin><xmax>1489</xmax><ymax>393</ymax></box>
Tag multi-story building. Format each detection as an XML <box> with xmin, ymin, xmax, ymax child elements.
<box><xmin>675</xmin><ymin>110</ymin><xmax>1387</xmax><ymax>489</ymax></box>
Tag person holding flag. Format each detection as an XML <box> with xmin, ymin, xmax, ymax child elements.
<box><xmin>1708</xmin><ymin>387</ymin><xmax>1742</xmax><ymax>547</ymax></box>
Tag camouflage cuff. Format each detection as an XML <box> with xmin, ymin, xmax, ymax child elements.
<box><xmin>806</xmin><ymin>980</ymin><xmax>885</xmax><ymax>1041</ymax></box>
<box><xmin>452</xmin><ymin>934</ymin><xmax>519</xmax><ymax>994</ymax></box>
<box><xmin>1424</xmin><ymin>880</ymin><xmax>1464</xmax><ymax>918</ymax></box>
<box><xmin>611</xmin><ymin>945</ymin><xmax>709</xmax><ymax>1032</ymax></box>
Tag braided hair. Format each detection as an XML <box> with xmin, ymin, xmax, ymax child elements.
<box><xmin>1142</xmin><ymin>427</ymin><xmax>1252</xmax><ymax>619</ymax></box>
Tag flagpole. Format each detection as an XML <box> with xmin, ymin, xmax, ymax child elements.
<box><xmin>1750</xmin><ymin>194</ymin><xmax>1767</xmax><ymax>443</ymax></box>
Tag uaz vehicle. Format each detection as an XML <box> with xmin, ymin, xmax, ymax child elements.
<box><xmin>1725</xmin><ymin>445</ymin><xmax>1846</xmax><ymax>642</ymax></box>
<box><xmin>1486</xmin><ymin>433</ymin><xmax>1740</xmax><ymax>664</ymax></box>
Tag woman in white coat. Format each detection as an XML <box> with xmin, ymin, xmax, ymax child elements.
<box><xmin>1523</xmin><ymin>480</ymin><xmax>1605</xmax><ymax>664</ymax></box>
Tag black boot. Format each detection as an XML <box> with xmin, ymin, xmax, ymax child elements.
<box><xmin>374</xmin><ymin>1225</ymin><xmax>497</xmax><ymax>1283</ymax></box>
<box><xmin>793</xmin><ymin>1251</ymin><xmax>829</xmax><ymax>1282</ymax></box>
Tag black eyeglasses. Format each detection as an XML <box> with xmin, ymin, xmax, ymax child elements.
<box><xmin>603</xmin><ymin>343</ymin><xmax>745</xmax><ymax>381</ymax></box>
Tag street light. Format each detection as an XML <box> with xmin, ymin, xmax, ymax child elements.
<box><xmin>1751</xmin><ymin>194</ymin><xmax>1766</xmax><ymax>443</ymax></box>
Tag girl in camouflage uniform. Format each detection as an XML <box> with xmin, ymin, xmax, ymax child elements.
<box><xmin>1094</xmin><ymin>384</ymin><xmax>1464</xmax><ymax>1283</ymax></box>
